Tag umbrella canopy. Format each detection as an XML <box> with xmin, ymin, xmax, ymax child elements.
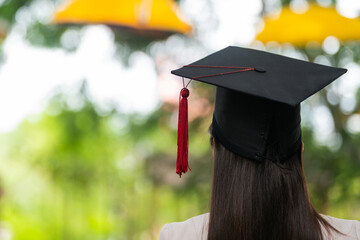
<box><xmin>0</xmin><ymin>20</ymin><xmax>8</xmax><ymax>41</ymax></box>
<box><xmin>256</xmin><ymin>4</ymin><xmax>360</xmax><ymax>46</ymax></box>
<box><xmin>53</xmin><ymin>0</ymin><xmax>192</xmax><ymax>35</ymax></box>
<box><xmin>0</xmin><ymin>30</ymin><xmax>5</xmax><ymax>40</ymax></box>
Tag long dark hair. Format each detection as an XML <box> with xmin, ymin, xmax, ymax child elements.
<box><xmin>207</xmin><ymin>133</ymin><xmax>340</xmax><ymax>240</ymax></box>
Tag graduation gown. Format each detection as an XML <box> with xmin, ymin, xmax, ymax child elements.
<box><xmin>159</xmin><ymin>213</ymin><xmax>360</xmax><ymax>240</ymax></box>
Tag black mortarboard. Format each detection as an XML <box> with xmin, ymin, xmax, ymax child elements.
<box><xmin>171</xmin><ymin>46</ymin><xmax>347</xmax><ymax>177</ymax></box>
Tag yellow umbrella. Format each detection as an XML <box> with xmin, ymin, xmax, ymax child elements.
<box><xmin>53</xmin><ymin>0</ymin><xmax>192</xmax><ymax>35</ymax></box>
<box><xmin>256</xmin><ymin>4</ymin><xmax>360</xmax><ymax>46</ymax></box>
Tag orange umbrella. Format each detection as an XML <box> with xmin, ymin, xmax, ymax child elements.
<box><xmin>0</xmin><ymin>30</ymin><xmax>6</xmax><ymax>40</ymax></box>
<box><xmin>53</xmin><ymin>0</ymin><xmax>192</xmax><ymax>35</ymax></box>
<box><xmin>0</xmin><ymin>20</ymin><xmax>8</xmax><ymax>41</ymax></box>
<box><xmin>256</xmin><ymin>4</ymin><xmax>360</xmax><ymax>46</ymax></box>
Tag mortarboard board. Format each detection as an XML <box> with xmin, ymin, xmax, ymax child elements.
<box><xmin>171</xmin><ymin>46</ymin><xmax>347</xmax><ymax>177</ymax></box>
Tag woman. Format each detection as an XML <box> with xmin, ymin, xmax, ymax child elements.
<box><xmin>160</xmin><ymin>137</ymin><xmax>360</xmax><ymax>239</ymax></box>
<box><xmin>160</xmin><ymin>47</ymin><xmax>360</xmax><ymax>239</ymax></box>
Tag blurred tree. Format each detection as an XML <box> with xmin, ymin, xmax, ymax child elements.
<box><xmin>0</xmin><ymin>0</ymin><xmax>359</xmax><ymax>239</ymax></box>
<box><xmin>255</xmin><ymin>1</ymin><xmax>360</xmax><ymax>215</ymax></box>
<box><xmin>0</xmin><ymin>82</ymin><xmax>212</xmax><ymax>239</ymax></box>
<box><xmin>0</xmin><ymin>0</ymin><xmax>34</xmax><ymax>24</ymax></box>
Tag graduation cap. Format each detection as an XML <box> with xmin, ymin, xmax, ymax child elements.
<box><xmin>171</xmin><ymin>46</ymin><xmax>347</xmax><ymax>177</ymax></box>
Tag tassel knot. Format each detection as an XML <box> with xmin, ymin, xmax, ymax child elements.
<box><xmin>180</xmin><ymin>88</ymin><xmax>190</xmax><ymax>98</ymax></box>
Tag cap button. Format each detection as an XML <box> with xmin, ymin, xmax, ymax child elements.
<box><xmin>255</xmin><ymin>67</ymin><xmax>266</xmax><ymax>73</ymax></box>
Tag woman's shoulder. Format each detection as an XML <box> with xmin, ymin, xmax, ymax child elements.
<box><xmin>159</xmin><ymin>213</ymin><xmax>360</xmax><ymax>239</ymax></box>
<box><xmin>159</xmin><ymin>213</ymin><xmax>209</xmax><ymax>240</ymax></box>
<box><xmin>321</xmin><ymin>214</ymin><xmax>360</xmax><ymax>239</ymax></box>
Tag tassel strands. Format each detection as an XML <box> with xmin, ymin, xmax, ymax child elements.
<box><xmin>176</xmin><ymin>78</ymin><xmax>192</xmax><ymax>177</ymax></box>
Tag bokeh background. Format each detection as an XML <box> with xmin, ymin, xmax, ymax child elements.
<box><xmin>0</xmin><ymin>0</ymin><xmax>359</xmax><ymax>239</ymax></box>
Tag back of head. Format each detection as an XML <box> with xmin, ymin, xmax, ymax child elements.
<box><xmin>169</xmin><ymin>47</ymin><xmax>347</xmax><ymax>239</ymax></box>
<box><xmin>208</xmin><ymin>133</ymin><xmax>334</xmax><ymax>240</ymax></box>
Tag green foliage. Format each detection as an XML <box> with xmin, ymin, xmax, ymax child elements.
<box><xmin>0</xmin><ymin>0</ymin><xmax>35</xmax><ymax>24</ymax></box>
<box><xmin>302</xmin><ymin>127</ymin><xmax>360</xmax><ymax>216</ymax></box>
<box><xmin>0</xmin><ymin>0</ymin><xmax>359</xmax><ymax>239</ymax></box>
<box><xmin>25</xmin><ymin>22</ymin><xmax>68</xmax><ymax>48</ymax></box>
<box><xmin>0</xmin><ymin>87</ymin><xmax>211</xmax><ymax>239</ymax></box>
<box><xmin>0</xmin><ymin>79</ymin><xmax>358</xmax><ymax>239</ymax></box>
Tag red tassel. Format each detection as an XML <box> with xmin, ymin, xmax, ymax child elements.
<box><xmin>176</xmin><ymin>88</ymin><xmax>191</xmax><ymax>178</ymax></box>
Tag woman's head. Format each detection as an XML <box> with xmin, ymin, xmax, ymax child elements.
<box><xmin>169</xmin><ymin>47</ymin><xmax>347</xmax><ymax>239</ymax></box>
<box><xmin>207</xmin><ymin>130</ymin><xmax>336</xmax><ymax>240</ymax></box>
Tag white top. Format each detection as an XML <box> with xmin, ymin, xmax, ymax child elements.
<box><xmin>160</xmin><ymin>213</ymin><xmax>360</xmax><ymax>240</ymax></box>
